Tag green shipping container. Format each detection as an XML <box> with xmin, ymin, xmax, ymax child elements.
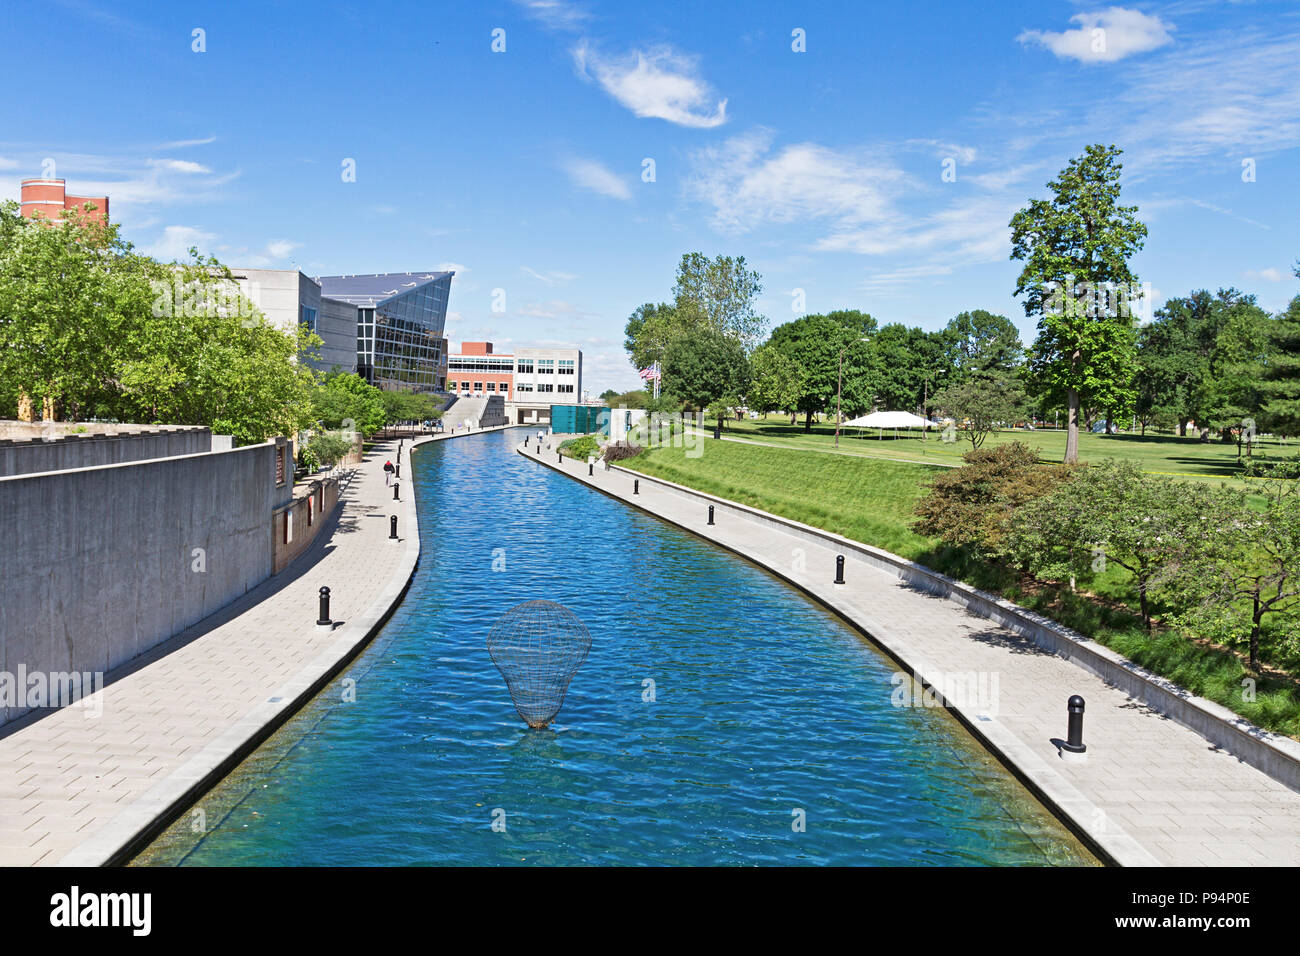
<box><xmin>551</xmin><ymin>404</ymin><xmax>608</xmax><ymax>435</ymax></box>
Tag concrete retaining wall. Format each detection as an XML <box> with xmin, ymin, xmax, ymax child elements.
<box><xmin>614</xmin><ymin>463</ymin><xmax>1300</xmax><ymax>794</ymax></box>
<box><xmin>272</xmin><ymin>477</ymin><xmax>341</xmax><ymax>574</ymax></box>
<box><xmin>0</xmin><ymin>427</ymin><xmax>214</xmax><ymax>478</ymax></box>
<box><xmin>0</xmin><ymin>443</ymin><xmax>277</xmax><ymax>726</ymax></box>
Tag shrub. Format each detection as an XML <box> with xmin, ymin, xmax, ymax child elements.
<box><xmin>559</xmin><ymin>435</ymin><xmax>600</xmax><ymax>460</ymax></box>
<box><xmin>1242</xmin><ymin>454</ymin><xmax>1300</xmax><ymax>479</ymax></box>
<box><xmin>912</xmin><ymin>441</ymin><xmax>1069</xmax><ymax>556</ymax></box>
<box><xmin>1005</xmin><ymin>460</ymin><xmax>1231</xmax><ymax>629</ymax></box>
<box><xmin>603</xmin><ymin>441</ymin><xmax>643</xmax><ymax>462</ymax></box>
<box><xmin>306</xmin><ymin>430</ymin><xmax>355</xmax><ymax>468</ymax></box>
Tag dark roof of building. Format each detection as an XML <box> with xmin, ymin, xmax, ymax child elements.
<box><xmin>316</xmin><ymin>271</ymin><xmax>453</xmax><ymax>307</ymax></box>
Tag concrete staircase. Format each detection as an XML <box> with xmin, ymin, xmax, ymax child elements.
<box><xmin>441</xmin><ymin>395</ymin><xmax>508</xmax><ymax>430</ymax></box>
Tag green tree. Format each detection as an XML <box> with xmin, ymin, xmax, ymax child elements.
<box><xmin>661</xmin><ymin>325</ymin><xmax>751</xmax><ymax>430</ymax></box>
<box><xmin>1261</xmin><ymin>293</ymin><xmax>1300</xmax><ymax>438</ymax></box>
<box><xmin>932</xmin><ymin>375</ymin><xmax>1028</xmax><ymax>448</ymax></box>
<box><xmin>1177</xmin><ymin>480</ymin><xmax>1300</xmax><ymax>670</ymax></box>
<box><xmin>0</xmin><ymin>202</ymin><xmax>151</xmax><ymax>418</ymax></box>
<box><xmin>869</xmin><ymin>323</ymin><xmax>952</xmax><ymax>412</ymax></box>
<box><xmin>943</xmin><ymin>309</ymin><xmax>1022</xmax><ymax>383</ymax></box>
<box><xmin>623</xmin><ymin>301</ymin><xmax>684</xmax><ymax>370</ymax></box>
<box><xmin>304</xmin><ymin>430</ymin><xmax>356</xmax><ymax>469</ymax></box>
<box><xmin>1192</xmin><ymin>293</ymin><xmax>1270</xmax><ymax>451</ymax></box>
<box><xmin>913</xmin><ymin>441</ymin><xmax>1068</xmax><ymax>556</ymax></box>
<box><xmin>312</xmin><ymin>371</ymin><xmax>386</xmax><ymax>437</ymax></box>
<box><xmin>1010</xmin><ymin>144</ymin><xmax>1148</xmax><ymax>463</ymax></box>
<box><xmin>380</xmin><ymin>388</ymin><xmax>441</xmax><ymax>428</ymax></box>
<box><xmin>747</xmin><ymin>341</ymin><xmax>806</xmax><ymax>421</ymax></box>
<box><xmin>1007</xmin><ymin>460</ymin><xmax>1222</xmax><ymax>628</ymax></box>
<box><xmin>671</xmin><ymin>252</ymin><xmax>767</xmax><ymax>349</ymax></box>
<box><xmin>767</xmin><ymin>311</ymin><xmax>876</xmax><ymax>430</ymax></box>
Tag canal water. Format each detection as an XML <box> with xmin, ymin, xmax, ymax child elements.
<box><xmin>133</xmin><ymin>429</ymin><xmax>1096</xmax><ymax>866</ymax></box>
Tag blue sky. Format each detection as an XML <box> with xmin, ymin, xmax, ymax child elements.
<box><xmin>2</xmin><ymin>0</ymin><xmax>1299</xmax><ymax>394</ymax></box>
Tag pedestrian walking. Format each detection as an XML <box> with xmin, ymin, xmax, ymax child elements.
<box><xmin>383</xmin><ymin>459</ymin><xmax>394</xmax><ymax>486</ymax></box>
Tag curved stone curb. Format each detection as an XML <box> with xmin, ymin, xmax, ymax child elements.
<box><xmin>56</xmin><ymin>427</ymin><xmax>520</xmax><ymax>867</ymax></box>
<box><xmin>608</xmin><ymin>460</ymin><xmax>1300</xmax><ymax>793</ymax></box>
<box><xmin>520</xmin><ymin>442</ymin><xmax>1300</xmax><ymax>867</ymax></box>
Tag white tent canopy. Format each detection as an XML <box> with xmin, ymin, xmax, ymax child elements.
<box><xmin>842</xmin><ymin>410</ymin><xmax>938</xmax><ymax>429</ymax></box>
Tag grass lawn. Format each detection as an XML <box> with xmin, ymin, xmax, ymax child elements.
<box><xmin>699</xmin><ymin>414</ymin><xmax>1292</xmax><ymax>485</ymax></box>
<box><xmin>624</xmin><ymin>437</ymin><xmax>1300</xmax><ymax>738</ymax></box>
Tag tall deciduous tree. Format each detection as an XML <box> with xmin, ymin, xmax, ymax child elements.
<box><xmin>1261</xmin><ymin>292</ymin><xmax>1300</xmax><ymax>438</ymax></box>
<box><xmin>943</xmin><ymin>309</ymin><xmax>1023</xmax><ymax>383</ymax></box>
<box><xmin>766</xmin><ymin>311</ymin><xmax>876</xmax><ymax>430</ymax></box>
<box><xmin>748</xmin><ymin>342</ymin><xmax>806</xmax><ymax>421</ymax></box>
<box><xmin>661</xmin><ymin>325</ymin><xmax>751</xmax><ymax>430</ymax></box>
<box><xmin>1010</xmin><ymin>145</ymin><xmax>1148</xmax><ymax>463</ymax></box>
<box><xmin>671</xmin><ymin>252</ymin><xmax>767</xmax><ymax>349</ymax></box>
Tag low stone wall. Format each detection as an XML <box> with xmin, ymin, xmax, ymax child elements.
<box><xmin>271</xmin><ymin>476</ymin><xmax>342</xmax><ymax>575</ymax></box>
<box><xmin>0</xmin><ymin>426</ymin><xmax>214</xmax><ymax>477</ymax></box>
<box><xmin>613</xmin><ymin>463</ymin><xmax>1300</xmax><ymax>794</ymax></box>
<box><xmin>0</xmin><ymin>443</ymin><xmax>277</xmax><ymax>726</ymax></box>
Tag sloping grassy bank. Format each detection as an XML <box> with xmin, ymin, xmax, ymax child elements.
<box><xmin>624</xmin><ymin>439</ymin><xmax>1300</xmax><ymax>738</ymax></box>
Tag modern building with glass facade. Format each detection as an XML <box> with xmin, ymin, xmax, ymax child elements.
<box><xmin>317</xmin><ymin>272</ymin><xmax>453</xmax><ymax>392</ymax></box>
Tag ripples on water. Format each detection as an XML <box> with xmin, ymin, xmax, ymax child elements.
<box><xmin>134</xmin><ymin>430</ymin><xmax>1096</xmax><ymax>866</ymax></box>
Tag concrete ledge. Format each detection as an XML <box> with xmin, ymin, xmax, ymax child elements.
<box><xmin>603</xmin><ymin>458</ymin><xmax>1300</xmax><ymax>794</ymax></box>
<box><xmin>57</xmin><ymin>424</ymin><xmax>525</xmax><ymax>866</ymax></box>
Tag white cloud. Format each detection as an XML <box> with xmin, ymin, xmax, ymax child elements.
<box><xmin>265</xmin><ymin>239</ymin><xmax>299</xmax><ymax>259</ymax></box>
<box><xmin>144</xmin><ymin>225</ymin><xmax>216</xmax><ymax>261</ymax></box>
<box><xmin>148</xmin><ymin>158</ymin><xmax>211</xmax><ymax>174</ymax></box>
<box><xmin>513</xmin><ymin>0</ymin><xmax>589</xmax><ymax>30</ymax></box>
<box><xmin>907</xmin><ymin>139</ymin><xmax>978</xmax><ymax>165</ymax></box>
<box><xmin>159</xmin><ymin>136</ymin><xmax>217</xmax><ymax>149</ymax></box>
<box><xmin>562</xmin><ymin>157</ymin><xmax>631</xmax><ymax>199</ymax></box>
<box><xmin>521</xmin><ymin>266</ymin><xmax>577</xmax><ymax>285</ymax></box>
<box><xmin>1018</xmin><ymin>7</ymin><xmax>1174</xmax><ymax>63</ymax></box>
<box><xmin>573</xmin><ymin>42</ymin><xmax>727</xmax><ymax>128</ymax></box>
<box><xmin>685</xmin><ymin>129</ymin><xmax>904</xmax><ymax>233</ymax></box>
<box><xmin>685</xmin><ymin>129</ymin><xmax>1027</xmax><ymax>284</ymax></box>
<box><xmin>1246</xmin><ymin>267</ymin><xmax>1289</xmax><ymax>282</ymax></box>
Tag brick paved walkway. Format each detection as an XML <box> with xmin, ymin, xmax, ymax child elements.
<box><xmin>0</xmin><ymin>433</ymin><xmax>459</xmax><ymax>865</ymax></box>
<box><xmin>528</xmin><ymin>444</ymin><xmax>1300</xmax><ymax>867</ymax></box>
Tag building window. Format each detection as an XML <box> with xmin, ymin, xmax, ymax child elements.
<box><xmin>558</xmin><ymin>384</ymin><xmax>574</xmax><ymax>393</ymax></box>
<box><xmin>517</xmin><ymin>383</ymin><xmax>533</xmax><ymax>393</ymax></box>
<box><xmin>473</xmin><ymin>382</ymin><xmax>483</xmax><ymax>392</ymax></box>
<box><xmin>558</xmin><ymin>359</ymin><xmax>575</xmax><ymax>374</ymax></box>
<box><xmin>486</xmin><ymin>382</ymin><xmax>496</xmax><ymax>391</ymax></box>
<box><xmin>516</xmin><ymin>359</ymin><xmax>534</xmax><ymax>374</ymax></box>
<box><xmin>538</xmin><ymin>383</ymin><xmax>554</xmax><ymax>393</ymax></box>
<box><xmin>300</xmin><ymin>305</ymin><xmax>318</xmax><ymax>332</ymax></box>
<box><xmin>447</xmin><ymin>380</ymin><xmax>457</xmax><ymax>391</ymax></box>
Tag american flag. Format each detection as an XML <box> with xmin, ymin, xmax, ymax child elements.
<box><xmin>639</xmin><ymin>364</ymin><xmax>661</xmax><ymax>381</ymax></box>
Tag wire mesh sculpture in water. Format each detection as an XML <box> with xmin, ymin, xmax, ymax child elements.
<box><xmin>487</xmin><ymin>600</ymin><xmax>592</xmax><ymax>729</ymax></box>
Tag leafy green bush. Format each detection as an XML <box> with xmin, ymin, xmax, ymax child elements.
<box><xmin>912</xmin><ymin>441</ymin><xmax>1069</xmax><ymax>556</ymax></box>
<box><xmin>306</xmin><ymin>430</ymin><xmax>355</xmax><ymax>468</ymax></box>
<box><xmin>559</xmin><ymin>435</ymin><xmax>600</xmax><ymax>460</ymax></box>
<box><xmin>1242</xmin><ymin>454</ymin><xmax>1300</xmax><ymax>479</ymax></box>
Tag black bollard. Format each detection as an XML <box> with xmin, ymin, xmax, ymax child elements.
<box><xmin>558</xmin><ymin>453</ymin><xmax>562</xmax><ymax>464</ymax></box>
<box><xmin>317</xmin><ymin>586</ymin><xmax>332</xmax><ymax>626</ymax></box>
<box><xmin>395</xmin><ymin>463</ymin><xmax>400</xmax><ymax>479</ymax></box>
<box><xmin>834</xmin><ymin>554</ymin><xmax>846</xmax><ymax>585</ymax></box>
<box><xmin>588</xmin><ymin>462</ymin><xmax>594</xmax><ymax>476</ymax></box>
<box><xmin>634</xmin><ymin>479</ymin><xmax>639</xmax><ymax>495</ymax></box>
<box><xmin>393</xmin><ymin>482</ymin><xmax>399</xmax><ymax>501</ymax></box>
<box><xmin>389</xmin><ymin>515</ymin><xmax>398</xmax><ymax>539</ymax></box>
<box><xmin>525</xmin><ymin>435</ymin><xmax>529</xmax><ymax>446</ymax></box>
<box><xmin>708</xmin><ymin>504</ymin><xmax>715</xmax><ymax>525</ymax></box>
<box><xmin>1063</xmin><ymin>696</ymin><xmax>1087</xmax><ymax>753</ymax></box>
